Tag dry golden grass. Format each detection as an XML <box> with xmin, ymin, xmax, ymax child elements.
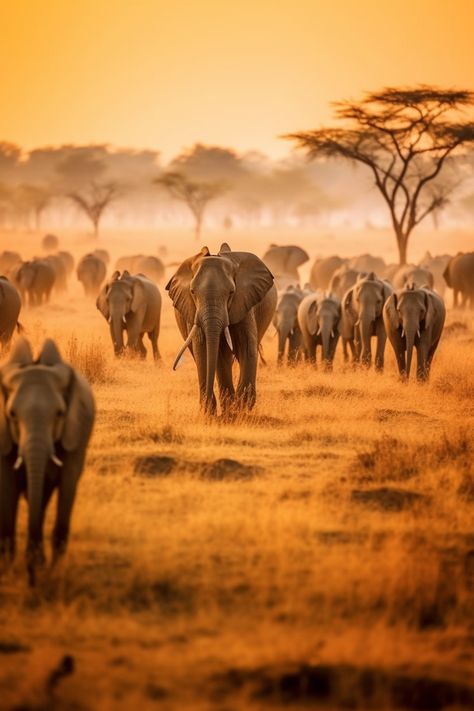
<box><xmin>0</xmin><ymin>230</ymin><xmax>473</xmax><ymax>710</ymax></box>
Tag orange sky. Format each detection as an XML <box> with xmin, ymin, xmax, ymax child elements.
<box><xmin>1</xmin><ymin>0</ymin><xmax>473</xmax><ymax>159</ymax></box>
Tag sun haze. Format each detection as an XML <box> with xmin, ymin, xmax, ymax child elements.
<box><xmin>0</xmin><ymin>0</ymin><xmax>473</xmax><ymax>157</ymax></box>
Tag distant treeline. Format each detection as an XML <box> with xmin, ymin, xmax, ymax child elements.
<box><xmin>0</xmin><ymin>141</ymin><xmax>472</xmax><ymax>231</ymax></box>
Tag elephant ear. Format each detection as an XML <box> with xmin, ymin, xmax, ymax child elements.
<box><xmin>226</xmin><ymin>252</ymin><xmax>274</xmax><ymax>325</ymax></box>
<box><xmin>307</xmin><ymin>300</ymin><xmax>319</xmax><ymax>336</ymax></box>
<box><xmin>285</xmin><ymin>246</ymin><xmax>310</xmax><ymax>271</ymax></box>
<box><xmin>343</xmin><ymin>288</ymin><xmax>355</xmax><ymax>316</ymax></box>
<box><xmin>219</xmin><ymin>243</ymin><xmax>232</xmax><ymax>254</ymax></box>
<box><xmin>383</xmin><ymin>293</ymin><xmax>399</xmax><ymax>333</ymax></box>
<box><xmin>424</xmin><ymin>291</ymin><xmax>435</xmax><ymax>330</ymax></box>
<box><xmin>165</xmin><ymin>248</ymin><xmax>210</xmax><ymax>324</ymax></box>
<box><xmin>7</xmin><ymin>338</ymin><xmax>34</xmax><ymax>366</ymax></box>
<box><xmin>96</xmin><ymin>283</ymin><xmax>110</xmax><ymax>320</ymax></box>
<box><xmin>382</xmin><ymin>280</ymin><xmax>393</xmax><ymax>302</ymax></box>
<box><xmin>61</xmin><ymin>369</ymin><xmax>95</xmax><ymax>452</ymax></box>
<box><xmin>38</xmin><ymin>339</ymin><xmax>63</xmax><ymax>365</ymax></box>
<box><xmin>131</xmin><ymin>278</ymin><xmax>146</xmax><ymax>312</ymax></box>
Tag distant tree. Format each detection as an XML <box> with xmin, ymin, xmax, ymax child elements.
<box><xmin>154</xmin><ymin>171</ymin><xmax>227</xmax><ymax>240</ymax></box>
<box><xmin>287</xmin><ymin>86</ymin><xmax>474</xmax><ymax>264</ymax></box>
<box><xmin>68</xmin><ymin>181</ymin><xmax>119</xmax><ymax>238</ymax></box>
<box><xmin>56</xmin><ymin>147</ymin><xmax>107</xmax><ymax>191</ymax></box>
<box><xmin>14</xmin><ymin>184</ymin><xmax>53</xmax><ymax>231</ymax></box>
<box><xmin>0</xmin><ymin>142</ymin><xmax>21</xmax><ymax>181</ymax></box>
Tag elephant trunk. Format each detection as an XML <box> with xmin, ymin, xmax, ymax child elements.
<box><xmin>320</xmin><ymin>317</ymin><xmax>333</xmax><ymax>366</ymax></box>
<box><xmin>201</xmin><ymin>308</ymin><xmax>225</xmax><ymax>413</ymax></box>
<box><xmin>404</xmin><ymin>324</ymin><xmax>417</xmax><ymax>379</ymax></box>
<box><xmin>359</xmin><ymin>313</ymin><xmax>374</xmax><ymax>366</ymax></box>
<box><xmin>110</xmin><ymin>312</ymin><xmax>125</xmax><ymax>355</ymax></box>
<box><xmin>276</xmin><ymin>317</ymin><xmax>291</xmax><ymax>364</ymax></box>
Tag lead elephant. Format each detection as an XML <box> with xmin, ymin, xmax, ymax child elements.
<box><xmin>97</xmin><ymin>271</ymin><xmax>162</xmax><ymax>360</ymax></box>
<box><xmin>0</xmin><ymin>338</ymin><xmax>95</xmax><ymax>584</ymax></box>
<box><xmin>383</xmin><ymin>286</ymin><xmax>446</xmax><ymax>380</ymax></box>
<box><xmin>342</xmin><ymin>273</ymin><xmax>393</xmax><ymax>370</ymax></box>
<box><xmin>167</xmin><ymin>243</ymin><xmax>277</xmax><ymax>414</ymax></box>
<box><xmin>262</xmin><ymin>244</ymin><xmax>309</xmax><ymax>288</ymax></box>
<box><xmin>0</xmin><ymin>277</ymin><xmax>22</xmax><ymax>350</ymax></box>
<box><xmin>77</xmin><ymin>253</ymin><xmax>107</xmax><ymax>297</ymax></box>
<box><xmin>273</xmin><ymin>286</ymin><xmax>305</xmax><ymax>365</ymax></box>
<box><xmin>15</xmin><ymin>259</ymin><xmax>55</xmax><ymax>306</ymax></box>
<box><xmin>443</xmin><ymin>252</ymin><xmax>474</xmax><ymax>308</ymax></box>
<box><xmin>298</xmin><ymin>293</ymin><xmax>341</xmax><ymax>369</ymax></box>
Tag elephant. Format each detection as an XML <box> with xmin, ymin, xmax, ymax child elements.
<box><xmin>0</xmin><ymin>277</ymin><xmax>22</xmax><ymax>350</ymax></box>
<box><xmin>443</xmin><ymin>252</ymin><xmax>474</xmax><ymax>309</ymax></box>
<box><xmin>342</xmin><ymin>273</ymin><xmax>393</xmax><ymax>370</ymax></box>
<box><xmin>92</xmin><ymin>249</ymin><xmax>110</xmax><ymax>266</ymax></box>
<box><xmin>42</xmin><ymin>234</ymin><xmax>59</xmax><ymax>253</ymax></box>
<box><xmin>97</xmin><ymin>271</ymin><xmax>162</xmax><ymax>360</ymax></box>
<box><xmin>0</xmin><ymin>251</ymin><xmax>22</xmax><ymax>278</ymax></box>
<box><xmin>309</xmin><ymin>256</ymin><xmax>347</xmax><ymax>290</ymax></box>
<box><xmin>383</xmin><ymin>285</ymin><xmax>446</xmax><ymax>380</ymax></box>
<box><xmin>392</xmin><ymin>264</ymin><xmax>434</xmax><ymax>290</ymax></box>
<box><xmin>0</xmin><ymin>338</ymin><xmax>95</xmax><ymax>584</ymax></box>
<box><xmin>262</xmin><ymin>244</ymin><xmax>309</xmax><ymax>288</ymax></box>
<box><xmin>298</xmin><ymin>293</ymin><xmax>341</xmax><ymax>369</ymax></box>
<box><xmin>273</xmin><ymin>286</ymin><xmax>305</xmax><ymax>365</ymax></box>
<box><xmin>57</xmin><ymin>250</ymin><xmax>75</xmax><ymax>278</ymax></box>
<box><xmin>15</xmin><ymin>259</ymin><xmax>55</xmax><ymax>306</ymax></box>
<box><xmin>115</xmin><ymin>254</ymin><xmax>165</xmax><ymax>283</ymax></box>
<box><xmin>329</xmin><ymin>266</ymin><xmax>367</xmax><ymax>299</ymax></box>
<box><xmin>77</xmin><ymin>253</ymin><xmax>107</xmax><ymax>297</ymax></box>
<box><xmin>45</xmin><ymin>254</ymin><xmax>68</xmax><ymax>294</ymax></box>
<box><xmin>418</xmin><ymin>252</ymin><xmax>451</xmax><ymax>296</ymax></box>
<box><xmin>348</xmin><ymin>254</ymin><xmax>386</xmax><ymax>274</ymax></box>
<box><xmin>383</xmin><ymin>263</ymin><xmax>401</xmax><ymax>283</ymax></box>
<box><xmin>166</xmin><ymin>243</ymin><xmax>277</xmax><ymax>414</ymax></box>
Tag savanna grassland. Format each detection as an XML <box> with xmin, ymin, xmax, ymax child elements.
<box><xmin>0</xmin><ymin>229</ymin><xmax>473</xmax><ymax>711</ymax></box>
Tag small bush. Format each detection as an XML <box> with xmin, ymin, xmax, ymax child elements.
<box><xmin>66</xmin><ymin>336</ymin><xmax>111</xmax><ymax>384</ymax></box>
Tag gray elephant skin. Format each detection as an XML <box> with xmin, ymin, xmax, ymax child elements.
<box><xmin>262</xmin><ymin>245</ymin><xmax>309</xmax><ymax>288</ymax></box>
<box><xmin>0</xmin><ymin>277</ymin><xmax>22</xmax><ymax>349</ymax></box>
<box><xmin>329</xmin><ymin>266</ymin><xmax>367</xmax><ymax>299</ymax></box>
<box><xmin>298</xmin><ymin>293</ymin><xmax>341</xmax><ymax>368</ymax></box>
<box><xmin>393</xmin><ymin>264</ymin><xmax>434</xmax><ymax>290</ymax></box>
<box><xmin>273</xmin><ymin>286</ymin><xmax>305</xmax><ymax>365</ymax></box>
<box><xmin>443</xmin><ymin>252</ymin><xmax>474</xmax><ymax>308</ymax></box>
<box><xmin>15</xmin><ymin>259</ymin><xmax>55</xmax><ymax>306</ymax></box>
<box><xmin>45</xmin><ymin>254</ymin><xmax>68</xmax><ymax>293</ymax></box>
<box><xmin>349</xmin><ymin>254</ymin><xmax>385</xmax><ymax>274</ymax></box>
<box><xmin>115</xmin><ymin>254</ymin><xmax>165</xmax><ymax>283</ymax></box>
<box><xmin>77</xmin><ymin>253</ymin><xmax>107</xmax><ymax>297</ymax></box>
<box><xmin>383</xmin><ymin>286</ymin><xmax>446</xmax><ymax>380</ymax></box>
<box><xmin>167</xmin><ymin>243</ymin><xmax>277</xmax><ymax>414</ymax></box>
<box><xmin>418</xmin><ymin>252</ymin><xmax>451</xmax><ymax>296</ymax></box>
<box><xmin>310</xmin><ymin>256</ymin><xmax>346</xmax><ymax>290</ymax></box>
<box><xmin>342</xmin><ymin>273</ymin><xmax>393</xmax><ymax>370</ymax></box>
<box><xmin>97</xmin><ymin>271</ymin><xmax>162</xmax><ymax>360</ymax></box>
<box><xmin>0</xmin><ymin>338</ymin><xmax>95</xmax><ymax>583</ymax></box>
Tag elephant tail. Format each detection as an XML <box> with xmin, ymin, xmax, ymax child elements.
<box><xmin>258</xmin><ymin>343</ymin><xmax>267</xmax><ymax>367</ymax></box>
<box><xmin>16</xmin><ymin>322</ymin><xmax>25</xmax><ymax>334</ymax></box>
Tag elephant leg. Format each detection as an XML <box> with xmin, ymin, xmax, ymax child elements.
<box><xmin>288</xmin><ymin>333</ymin><xmax>299</xmax><ymax>365</ymax></box>
<box><xmin>374</xmin><ymin>328</ymin><xmax>386</xmax><ymax>372</ymax></box>
<box><xmin>0</xmin><ymin>464</ymin><xmax>22</xmax><ymax>561</ymax></box>
<box><xmin>342</xmin><ymin>338</ymin><xmax>349</xmax><ymax>363</ymax></box>
<box><xmin>52</xmin><ymin>475</ymin><xmax>79</xmax><ymax>563</ymax></box>
<box><xmin>217</xmin><ymin>342</ymin><xmax>235</xmax><ymax>412</ymax></box>
<box><xmin>307</xmin><ymin>339</ymin><xmax>316</xmax><ymax>364</ymax></box>
<box><xmin>148</xmin><ymin>328</ymin><xmax>161</xmax><ymax>361</ymax></box>
<box><xmin>235</xmin><ymin>323</ymin><xmax>258</xmax><ymax>410</ymax></box>
<box><xmin>137</xmin><ymin>335</ymin><xmax>147</xmax><ymax>359</ymax></box>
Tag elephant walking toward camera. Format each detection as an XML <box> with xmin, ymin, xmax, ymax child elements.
<box><xmin>383</xmin><ymin>286</ymin><xmax>445</xmax><ymax>380</ymax></box>
<box><xmin>77</xmin><ymin>254</ymin><xmax>106</xmax><ymax>297</ymax></box>
<box><xmin>298</xmin><ymin>293</ymin><xmax>341</xmax><ymax>368</ymax></box>
<box><xmin>97</xmin><ymin>272</ymin><xmax>162</xmax><ymax>360</ymax></box>
<box><xmin>273</xmin><ymin>286</ymin><xmax>305</xmax><ymax>365</ymax></box>
<box><xmin>167</xmin><ymin>243</ymin><xmax>277</xmax><ymax>414</ymax></box>
<box><xmin>342</xmin><ymin>273</ymin><xmax>392</xmax><ymax>371</ymax></box>
<box><xmin>0</xmin><ymin>339</ymin><xmax>95</xmax><ymax>584</ymax></box>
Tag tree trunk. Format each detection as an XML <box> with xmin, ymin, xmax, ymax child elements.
<box><xmin>397</xmin><ymin>233</ymin><xmax>408</xmax><ymax>266</ymax></box>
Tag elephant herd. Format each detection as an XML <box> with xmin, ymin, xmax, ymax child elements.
<box><xmin>0</xmin><ymin>238</ymin><xmax>472</xmax><ymax>584</ymax></box>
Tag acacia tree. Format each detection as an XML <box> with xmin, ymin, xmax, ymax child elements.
<box><xmin>68</xmin><ymin>181</ymin><xmax>119</xmax><ymax>238</ymax></box>
<box><xmin>154</xmin><ymin>171</ymin><xmax>227</xmax><ymax>240</ymax></box>
<box><xmin>286</xmin><ymin>86</ymin><xmax>474</xmax><ymax>264</ymax></box>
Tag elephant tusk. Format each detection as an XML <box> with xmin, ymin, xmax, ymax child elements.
<box><xmin>14</xmin><ymin>454</ymin><xmax>23</xmax><ymax>470</ymax></box>
<box><xmin>122</xmin><ymin>316</ymin><xmax>127</xmax><ymax>325</ymax></box>
<box><xmin>331</xmin><ymin>329</ymin><xmax>335</xmax><ymax>338</ymax></box>
<box><xmin>224</xmin><ymin>326</ymin><xmax>233</xmax><ymax>352</ymax></box>
<box><xmin>316</xmin><ymin>326</ymin><xmax>321</xmax><ymax>336</ymax></box>
<box><xmin>401</xmin><ymin>328</ymin><xmax>405</xmax><ymax>338</ymax></box>
<box><xmin>51</xmin><ymin>453</ymin><xmax>63</xmax><ymax>467</ymax></box>
<box><xmin>108</xmin><ymin>316</ymin><xmax>112</xmax><ymax>324</ymax></box>
<box><xmin>173</xmin><ymin>324</ymin><xmax>198</xmax><ymax>371</ymax></box>
<box><xmin>417</xmin><ymin>329</ymin><xmax>421</xmax><ymax>339</ymax></box>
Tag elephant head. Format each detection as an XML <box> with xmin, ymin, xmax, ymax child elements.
<box><xmin>262</xmin><ymin>245</ymin><xmax>309</xmax><ymax>279</ymax></box>
<box><xmin>307</xmin><ymin>296</ymin><xmax>340</xmax><ymax>364</ymax></box>
<box><xmin>96</xmin><ymin>272</ymin><xmax>146</xmax><ymax>355</ymax></box>
<box><xmin>0</xmin><ymin>338</ymin><xmax>89</xmax><ymax>560</ymax></box>
<box><xmin>384</xmin><ymin>286</ymin><xmax>436</xmax><ymax>377</ymax></box>
<box><xmin>343</xmin><ymin>273</ymin><xmax>392</xmax><ymax>362</ymax></box>
<box><xmin>167</xmin><ymin>244</ymin><xmax>274</xmax><ymax>412</ymax></box>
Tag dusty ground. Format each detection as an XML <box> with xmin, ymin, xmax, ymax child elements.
<box><xmin>0</xmin><ymin>229</ymin><xmax>473</xmax><ymax>710</ymax></box>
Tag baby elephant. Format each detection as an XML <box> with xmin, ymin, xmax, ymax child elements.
<box><xmin>97</xmin><ymin>271</ymin><xmax>162</xmax><ymax>360</ymax></box>
<box><xmin>383</xmin><ymin>285</ymin><xmax>446</xmax><ymax>380</ymax></box>
<box><xmin>0</xmin><ymin>338</ymin><xmax>95</xmax><ymax>584</ymax></box>
<box><xmin>298</xmin><ymin>293</ymin><xmax>341</xmax><ymax>368</ymax></box>
<box><xmin>273</xmin><ymin>286</ymin><xmax>305</xmax><ymax>365</ymax></box>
